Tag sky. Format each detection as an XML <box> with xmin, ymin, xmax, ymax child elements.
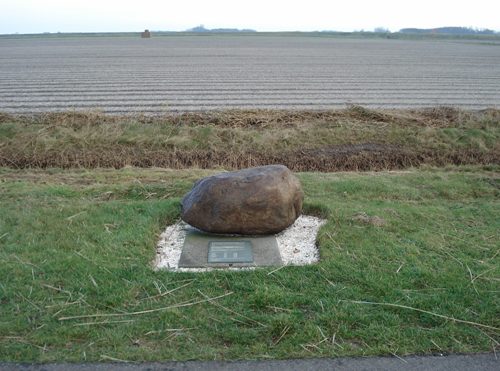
<box><xmin>1</xmin><ymin>0</ymin><xmax>499</xmax><ymax>34</ymax></box>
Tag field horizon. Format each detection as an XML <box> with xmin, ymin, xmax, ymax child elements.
<box><xmin>2</xmin><ymin>30</ymin><xmax>500</xmax><ymax>39</ymax></box>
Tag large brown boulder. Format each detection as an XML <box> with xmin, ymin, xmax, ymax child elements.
<box><xmin>181</xmin><ymin>165</ymin><xmax>303</xmax><ymax>235</ymax></box>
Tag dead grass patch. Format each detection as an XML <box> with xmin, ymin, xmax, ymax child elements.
<box><xmin>1</xmin><ymin>107</ymin><xmax>498</xmax><ymax>171</ymax></box>
<box><xmin>352</xmin><ymin>212</ymin><xmax>387</xmax><ymax>227</ymax></box>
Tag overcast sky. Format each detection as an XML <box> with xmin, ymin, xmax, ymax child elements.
<box><xmin>1</xmin><ymin>0</ymin><xmax>499</xmax><ymax>34</ymax></box>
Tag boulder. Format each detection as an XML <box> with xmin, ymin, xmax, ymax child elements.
<box><xmin>181</xmin><ymin>165</ymin><xmax>303</xmax><ymax>235</ymax></box>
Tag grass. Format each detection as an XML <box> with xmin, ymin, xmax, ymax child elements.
<box><xmin>0</xmin><ymin>165</ymin><xmax>498</xmax><ymax>362</ymax></box>
<box><xmin>1</xmin><ymin>107</ymin><xmax>499</xmax><ymax>170</ymax></box>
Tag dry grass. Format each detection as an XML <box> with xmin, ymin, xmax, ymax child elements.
<box><xmin>1</xmin><ymin>107</ymin><xmax>498</xmax><ymax>171</ymax></box>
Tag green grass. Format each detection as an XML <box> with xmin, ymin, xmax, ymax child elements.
<box><xmin>0</xmin><ymin>166</ymin><xmax>499</xmax><ymax>362</ymax></box>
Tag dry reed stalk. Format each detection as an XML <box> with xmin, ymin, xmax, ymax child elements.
<box><xmin>139</xmin><ymin>281</ymin><xmax>194</xmax><ymax>301</ymax></box>
<box><xmin>58</xmin><ymin>291</ymin><xmax>233</xmax><ymax>321</ymax></box>
<box><xmin>197</xmin><ymin>290</ymin><xmax>266</xmax><ymax>327</ymax></box>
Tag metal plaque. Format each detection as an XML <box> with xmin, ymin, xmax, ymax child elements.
<box><xmin>179</xmin><ymin>229</ymin><xmax>281</xmax><ymax>268</ymax></box>
<box><xmin>208</xmin><ymin>241</ymin><xmax>254</xmax><ymax>263</ymax></box>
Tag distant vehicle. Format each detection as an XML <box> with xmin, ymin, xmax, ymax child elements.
<box><xmin>141</xmin><ymin>29</ymin><xmax>151</xmax><ymax>38</ymax></box>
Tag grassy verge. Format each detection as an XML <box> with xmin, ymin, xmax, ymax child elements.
<box><xmin>0</xmin><ymin>166</ymin><xmax>498</xmax><ymax>362</ymax></box>
<box><xmin>1</xmin><ymin>107</ymin><xmax>498</xmax><ymax>171</ymax></box>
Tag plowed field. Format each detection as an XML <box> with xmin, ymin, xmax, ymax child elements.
<box><xmin>1</xmin><ymin>35</ymin><xmax>499</xmax><ymax>114</ymax></box>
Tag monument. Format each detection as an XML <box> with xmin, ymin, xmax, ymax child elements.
<box><xmin>178</xmin><ymin>165</ymin><xmax>304</xmax><ymax>268</ymax></box>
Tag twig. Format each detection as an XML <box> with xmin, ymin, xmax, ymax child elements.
<box><xmin>320</xmin><ymin>273</ymin><xmax>336</xmax><ymax>287</ymax></box>
<box><xmin>477</xmin><ymin>328</ymin><xmax>500</xmax><ymax>346</ymax></box>
<box><xmin>266</xmin><ymin>305</ymin><xmax>292</xmax><ymax>313</ymax></box>
<box><xmin>41</xmin><ymin>283</ymin><xmax>72</xmax><ymax>297</ymax></box>
<box><xmin>144</xmin><ymin>328</ymin><xmax>195</xmax><ymax>336</ymax></box>
<box><xmin>466</xmin><ymin>264</ymin><xmax>479</xmax><ymax>295</ymax></box>
<box><xmin>267</xmin><ymin>265</ymin><xmax>286</xmax><ymax>275</ymax></box>
<box><xmin>12</xmin><ymin>254</ymin><xmax>41</xmax><ymax>269</ymax></box>
<box><xmin>343</xmin><ymin>300</ymin><xmax>500</xmax><ymax>331</ymax></box>
<box><xmin>73</xmin><ymin>250</ymin><xmax>112</xmax><ymax>274</ymax></box>
<box><xmin>317</xmin><ymin>326</ymin><xmax>328</xmax><ymax>342</ymax></box>
<box><xmin>331</xmin><ymin>332</ymin><xmax>336</xmax><ymax>346</ymax></box>
<box><xmin>472</xmin><ymin>268</ymin><xmax>495</xmax><ymax>283</ymax></box>
<box><xmin>89</xmin><ymin>275</ymin><xmax>98</xmax><ymax>288</ymax></box>
<box><xmin>8</xmin><ymin>338</ymin><xmax>46</xmax><ymax>351</ymax></box>
<box><xmin>198</xmin><ymin>290</ymin><xmax>265</xmax><ymax>327</ymax></box>
<box><xmin>59</xmin><ymin>291</ymin><xmax>233</xmax><ymax>321</ymax></box>
<box><xmin>390</xmin><ymin>351</ymin><xmax>408</xmax><ymax>363</ymax></box>
<box><xmin>66</xmin><ymin>211</ymin><xmax>86</xmax><ymax>221</ymax></box>
<box><xmin>303</xmin><ymin>342</ymin><xmax>321</xmax><ymax>351</ymax></box>
<box><xmin>74</xmin><ymin>320</ymin><xmax>134</xmax><ymax>326</ymax></box>
<box><xmin>140</xmin><ymin>281</ymin><xmax>194</xmax><ymax>301</ymax></box>
<box><xmin>273</xmin><ymin>325</ymin><xmax>290</xmax><ymax>345</ymax></box>
<box><xmin>318</xmin><ymin>299</ymin><xmax>325</xmax><ymax>312</ymax></box>
<box><xmin>100</xmin><ymin>355</ymin><xmax>132</xmax><ymax>363</ymax></box>
<box><xmin>231</xmin><ymin>317</ymin><xmax>251</xmax><ymax>326</ymax></box>
<box><xmin>430</xmin><ymin>339</ymin><xmax>442</xmax><ymax>350</ymax></box>
<box><xmin>17</xmin><ymin>293</ymin><xmax>41</xmax><ymax>310</ymax></box>
<box><xmin>46</xmin><ymin>299</ymin><xmax>82</xmax><ymax>309</ymax></box>
<box><xmin>300</xmin><ymin>344</ymin><xmax>314</xmax><ymax>353</ymax></box>
<box><xmin>325</xmin><ymin>231</ymin><xmax>342</xmax><ymax>249</ymax></box>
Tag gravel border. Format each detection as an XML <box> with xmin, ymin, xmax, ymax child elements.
<box><xmin>154</xmin><ymin>215</ymin><xmax>326</xmax><ymax>272</ymax></box>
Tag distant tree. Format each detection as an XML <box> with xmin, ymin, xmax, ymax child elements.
<box><xmin>399</xmin><ymin>27</ymin><xmax>496</xmax><ymax>35</ymax></box>
<box><xmin>188</xmin><ymin>25</ymin><xmax>209</xmax><ymax>32</ymax></box>
<box><xmin>374</xmin><ymin>27</ymin><xmax>390</xmax><ymax>33</ymax></box>
<box><xmin>185</xmin><ymin>25</ymin><xmax>256</xmax><ymax>33</ymax></box>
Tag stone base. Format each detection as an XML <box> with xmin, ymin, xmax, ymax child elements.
<box><xmin>178</xmin><ymin>228</ymin><xmax>283</xmax><ymax>268</ymax></box>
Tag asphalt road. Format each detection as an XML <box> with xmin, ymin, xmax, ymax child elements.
<box><xmin>0</xmin><ymin>35</ymin><xmax>499</xmax><ymax>114</ymax></box>
<box><xmin>1</xmin><ymin>353</ymin><xmax>498</xmax><ymax>370</ymax></box>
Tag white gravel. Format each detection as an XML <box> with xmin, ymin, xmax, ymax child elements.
<box><xmin>154</xmin><ymin>215</ymin><xmax>326</xmax><ymax>272</ymax></box>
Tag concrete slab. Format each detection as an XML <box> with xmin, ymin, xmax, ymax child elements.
<box><xmin>178</xmin><ymin>229</ymin><xmax>282</xmax><ymax>268</ymax></box>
